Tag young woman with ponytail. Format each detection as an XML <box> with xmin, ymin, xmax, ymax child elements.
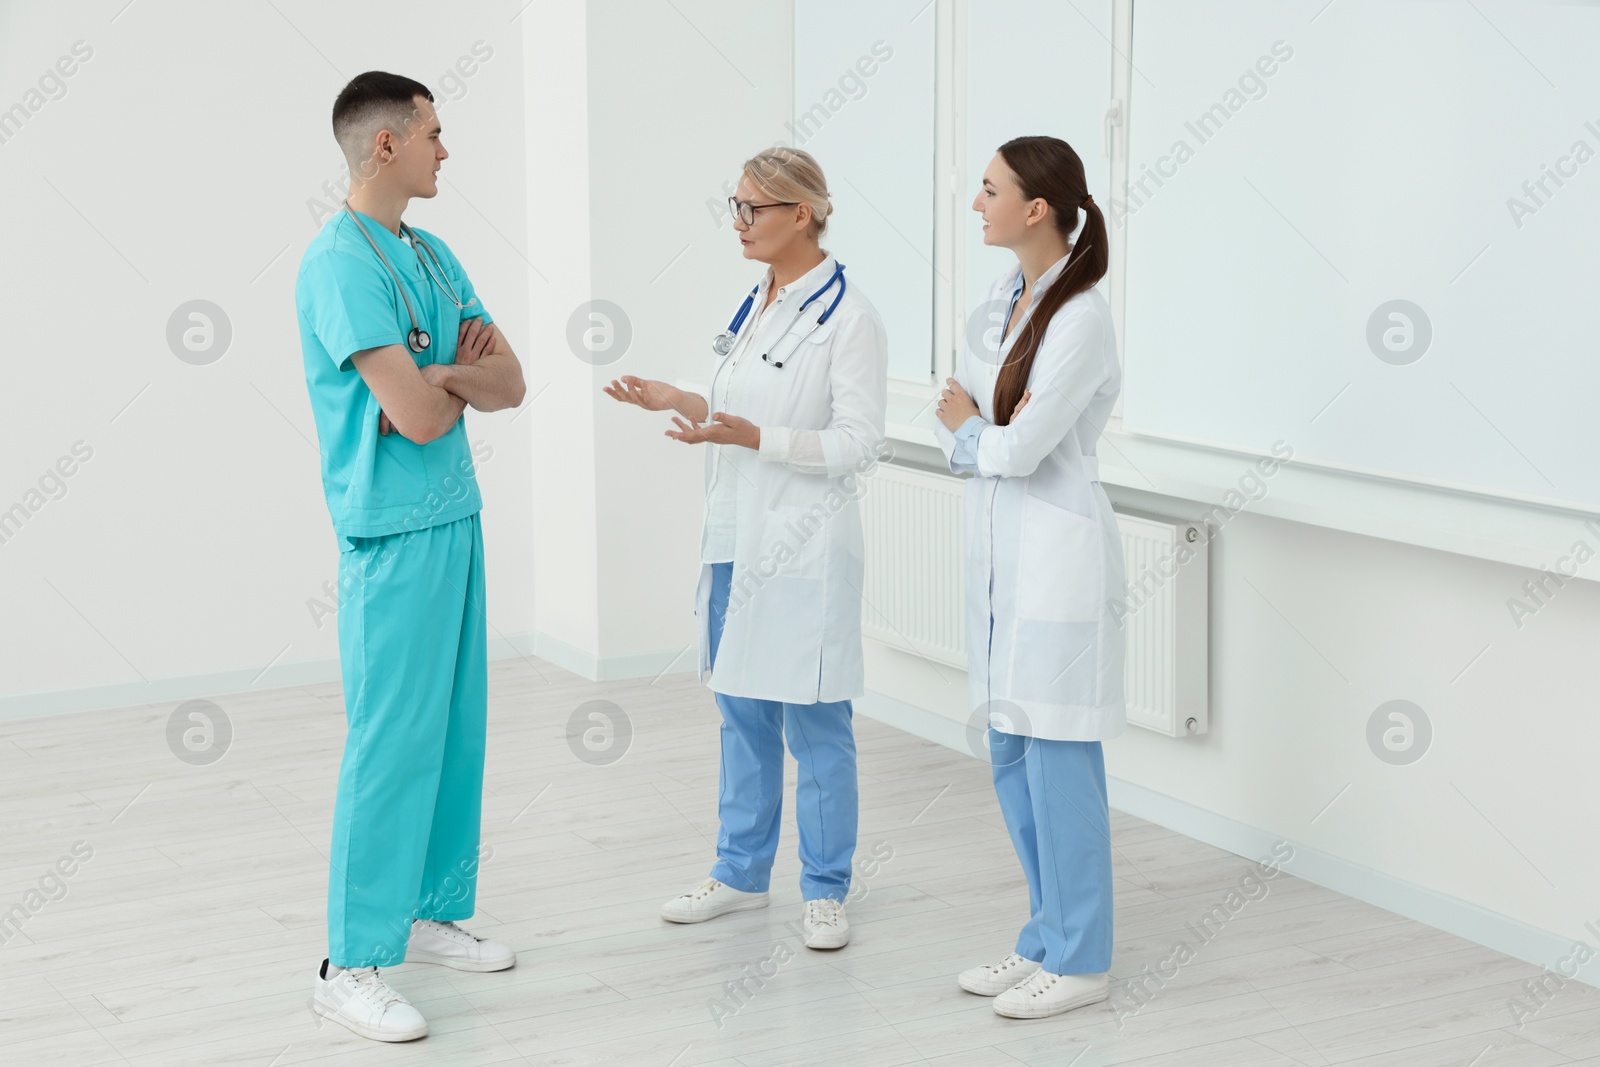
<box><xmin>932</xmin><ymin>135</ymin><xmax>1127</xmax><ymax>1019</ymax></box>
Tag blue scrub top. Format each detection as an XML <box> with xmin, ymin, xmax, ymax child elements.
<box><xmin>295</xmin><ymin>209</ymin><xmax>492</xmax><ymax>551</ymax></box>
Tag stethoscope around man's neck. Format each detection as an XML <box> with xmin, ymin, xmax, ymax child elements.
<box><xmin>712</xmin><ymin>259</ymin><xmax>846</xmax><ymax>369</ymax></box>
<box><xmin>342</xmin><ymin>200</ymin><xmax>477</xmax><ymax>354</ymax></box>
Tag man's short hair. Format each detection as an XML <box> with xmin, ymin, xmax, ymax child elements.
<box><xmin>331</xmin><ymin>71</ymin><xmax>435</xmax><ymax>168</ymax></box>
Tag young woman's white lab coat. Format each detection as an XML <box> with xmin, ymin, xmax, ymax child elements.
<box><xmin>933</xmin><ymin>255</ymin><xmax>1127</xmax><ymax>741</ymax></box>
<box><xmin>694</xmin><ymin>254</ymin><xmax>889</xmax><ymax>704</ymax></box>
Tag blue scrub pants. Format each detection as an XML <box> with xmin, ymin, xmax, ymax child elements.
<box><xmin>706</xmin><ymin>561</ymin><xmax>858</xmax><ymax>902</ymax></box>
<box><xmin>989</xmin><ymin>728</ymin><xmax>1114</xmax><ymax>975</ymax></box>
<box><xmin>328</xmin><ymin>513</ymin><xmax>488</xmax><ymax>968</ymax></box>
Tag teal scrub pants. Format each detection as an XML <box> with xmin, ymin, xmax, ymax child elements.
<box><xmin>328</xmin><ymin>512</ymin><xmax>487</xmax><ymax>968</ymax></box>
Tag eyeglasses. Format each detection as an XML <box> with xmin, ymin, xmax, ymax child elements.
<box><xmin>728</xmin><ymin>196</ymin><xmax>799</xmax><ymax>226</ymax></box>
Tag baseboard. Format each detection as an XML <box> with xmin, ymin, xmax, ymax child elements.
<box><xmin>0</xmin><ymin>633</ymin><xmax>539</xmax><ymax>723</ymax></box>
<box><xmin>529</xmin><ymin>632</ymin><xmax>697</xmax><ymax>683</ymax></box>
<box><xmin>854</xmin><ymin>687</ymin><xmax>1600</xmax><ymax>992</ymax></box>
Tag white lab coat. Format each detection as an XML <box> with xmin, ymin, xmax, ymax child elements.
<box><xmin>694</xmin><ymin>253</ymin><xmax>889</xmax><ymax>704</ymax></box>
<box><xmin>933</xmin><ymin>253</ymin><xmax>1127</xmax><ymax>742</ymax></box>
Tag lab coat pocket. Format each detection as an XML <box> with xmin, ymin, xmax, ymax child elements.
<box><xmin>1016</xmin><ymin>493</ymin><xmax>1103</xmax><ymax>623</ymax></box>
<box><xmin>759</xmin><ymin>503</ymin><xmax>830</xmax><ymax>582</ymax></box>
<box><xmin>769</xmin><ymin>317</ymin><xmax>837</xmax><ymax>372</ymax></box>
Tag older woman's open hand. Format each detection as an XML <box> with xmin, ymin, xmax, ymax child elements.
<box><xmin>664</xmin><ymin>411</ymin><xmax>760</xmax><ymax>450</ymax></box>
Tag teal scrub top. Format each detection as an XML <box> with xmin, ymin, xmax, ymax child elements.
<box><xmin>295</xmin><ymin>209</ymin><xmax>492</xmax><ymax>551</ymax></box>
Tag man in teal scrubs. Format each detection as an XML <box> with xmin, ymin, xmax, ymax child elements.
<box><xmin>294</xmin><ymin>71</ymin><xmax>525</xmax><ymax>1044</ymax></box>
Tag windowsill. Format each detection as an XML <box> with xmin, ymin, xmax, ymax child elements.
<box><xmin>885</xmin><ymin>377</ymin><xmax>943</xmax><ymax>448</ymax></box>
<box><xmin>1088</xmin><ymin>424</ymin><xmax>1600</xmax><ymax>582</ymax></box>
<box><xmin>677</xmin><ymin>377</ymin><xmax>1600</xmax><ymax>580</ymax></box>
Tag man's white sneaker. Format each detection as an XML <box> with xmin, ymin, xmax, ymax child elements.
<box><xmin>660</xmin><ymin>878</ymin><xmax>769</xmax><ymax>923</ymax></box>
<box><xmin>310</xmin><ymin>958</ymin><xmax>427</xmax><ymax>1042</ymax></box>
<box><xmin>800</xmin><ymin>897</ymin><xmax>849</xmax><ymax>949</ymax></box>
<box><xmin>958</xmin><ymin>952</ymin><xmax>1042</xmax><ymax>996</ymax></box>
<box><xmin>993</xmin><ymin>968</ymin><xmax>1109</xmax><ymax>1019</ymax></box>
<box><xmin>406</xmin><ymin>919</ymin><xmax>516</xmax><ymax>972</ymax></box>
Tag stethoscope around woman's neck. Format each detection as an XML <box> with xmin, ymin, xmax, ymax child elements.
<box><xmin>342</xmin><ymin>200</ymin><xmax>477</xmax><ymax>354</ymax></box>
<box><xmin>711</xmin><ymin>259</ymin><xmax>846</xmax><ymax>369</ymax></box>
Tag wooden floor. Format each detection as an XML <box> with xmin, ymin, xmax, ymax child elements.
<box><xmin>1</xmin><ymin>656</ymin><xmax>1596</xmax><ymax>1066</ymax></box>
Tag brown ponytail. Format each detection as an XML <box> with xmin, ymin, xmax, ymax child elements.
<box><xmin>990</xmin><ymin>136</ymin><xmax>1108</xmax><ymax>426</ymax></box>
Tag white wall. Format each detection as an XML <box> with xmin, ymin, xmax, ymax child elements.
<box><xmin>1104</xmin><ymin>493</ymin><xmax>1600</xmax><ymax>943</ymax></box>
<box><xmin>579</xmin><ymin>0</ymin><xmax>794</xmax><ymax>677</ymax></box>
<box><xmin>525</xmin><ymin>0</ymin><xmax>600</xmax><ymax>675</ymax></box>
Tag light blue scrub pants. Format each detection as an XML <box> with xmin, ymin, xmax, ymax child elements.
<box><xmin>989</xmin><ymin>727</ymin><xmax>1114</xmax><ymax>975</ymax></box>
<box><xmin>706</xmin><ymin>561</ymin><xmax>858</xmax><ymax>902</ymax></box>
<box><xmin>328</xmin><ymin>513</ymin><xmax>488</xmax><ymax>968</ymax></box>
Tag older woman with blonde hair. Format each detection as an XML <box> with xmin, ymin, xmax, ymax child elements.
<box><xmin>605</xmin><ymin>147</ymin><xmax>888</xmax><ymax>949</ymax></box>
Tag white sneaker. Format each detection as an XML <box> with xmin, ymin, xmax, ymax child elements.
<box><xmin>310</xmin><ymin>958</ymin><xmax>427</xmax><ymax>1042</ymax></box>
<box><xmin>800</xmin><ymin>898</ymin><xmax>849</xmax><ymax>950</ymax></box>
<box><xmin>659</xmin><ymin>877</ymin><xmax>769</xmax><ymax>923</ymax></box>
<box><xmin>993</xmin><ymin>968</ymin><xmax>1109</xmax><ymax>1019</ymax></box>
<box><xmin>958</xmin><ymin>952</ymin><xmax>1042</xmax><ymax>996</ymax></box>
<box><xmin>406</xmin><ymin>919</ymin><xmax>516</xmax><ymax>972</ymax></box>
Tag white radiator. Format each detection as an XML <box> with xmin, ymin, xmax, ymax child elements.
<box><xmin>861</xmin><ymin>464</ymin><xmax>1209</xmax><ymax>737</ymax></box>
<box><xmin>860</xmin><ymin>464</ymin><xmax>969</xmax><ymax>669</ymax></box>
<box><xmin>1116</xmin><ymin>511</ymin><xmax>1210</xmax><ymax>737</ymax></box>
